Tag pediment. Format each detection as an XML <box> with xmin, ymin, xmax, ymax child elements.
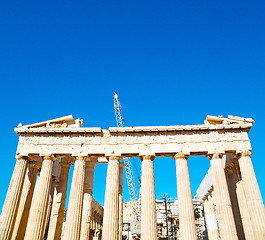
<box><xmin>16</xmin><ymin>115</ymin><xmax>83</xmax><ymax>129</ymax></box>
<box><xmin>205</xmin><ymin>115</ymin><xmax>255</xmax><ymax>125</ymax></box>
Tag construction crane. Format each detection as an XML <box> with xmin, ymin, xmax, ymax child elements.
<box><xmin>113</xmin><ymin>92</ymin><xmax>141</xmax><ymax>222</ymax></box>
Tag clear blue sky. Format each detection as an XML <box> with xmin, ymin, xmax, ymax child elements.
<box><xmin>0</xmin><ymin>0</ymin><xmax>264</xmax><ymax>207</ymax></box>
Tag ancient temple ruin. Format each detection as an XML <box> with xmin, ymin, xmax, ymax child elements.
<box><xmin>0</xmin><ymin>115</ymin><xmax>264</xmax><ymax>240</ymax></box>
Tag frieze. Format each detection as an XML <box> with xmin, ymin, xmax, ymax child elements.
<box><xmin>18</xmin><ymin>130</ymin><xmax>250</xmax><ymax>146</ymax></box>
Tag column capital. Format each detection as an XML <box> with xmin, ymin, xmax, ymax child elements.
<box><xmin>140</xmin><ymin>155</ymin><xmax>155</xmax><ymax>161</ymax></box>
<box><xmin>173</xmin><ymin>151</ymin><xmax>189</xmax><ymax>160</ymax></box>
<box><xmin>16</xmin><ymin>155</ymin><xmax>29</xmax><ymax>161</ymax></box>
<box><xmin>41</xmin><ymin>154</ymin><xmax>58</xmax><ymax>161</ymax></box>
<box><xmin>207</xmin><ymin>152</ymin><xmax>223</xmax><ymax>160</ymax></box>
<box><xmin>236</xmin><ymin>150</ymin><xmax>252</xmax><ymax>158</ymax></box>
<box><xmin>75</xmin><ymin>155</ymin><xmax>86</xmax><ymax>161</ymax></box>
<box><xmin>106</xmin><ymin>155</ymin><xmax>122</xmax><ymax>161</ymax></box>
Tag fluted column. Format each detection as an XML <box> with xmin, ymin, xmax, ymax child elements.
<box><xmin>237</xmin><ymin>150</ymin><xmax>265</xmax><ymax>239</ymax></box>
<box><xmin>209</xmin><ymin>153</ymin><xmax>238</xmax><ymax>240</ymax></box>
<box><xmin>43</xmin><ymin>179</ymin><xmax>56</xmax><ymax>238</ymax></box>
<box><xmin>47</xmin><ymin>161</ymin><xmax>70</xmax><ymax>240</ymax></box>
<box><xmin>63</xmin><ymin>156</ymin><xmax>86</xmax><ymax>240</ymax></box>
<box><xmin>91</xmin><ymin>214</ymin><xmax>95</xmax><ymax>230</ymax></box>
<box><xmin>80</xmin><ymin>161</ymin><xmax>96</xmax><ymax>240</ymax></box>
<box><xmin>174</xmin><ymin>152</ymin><xmax>196</xmax><ymax>240</ymax></box>
<box><xmin>119</xmin><ymin>162</ymin><xmax>124</xmax><ymax>240</ymax></box>
<box><xmin>141</xmin><ymin>155</ymin><xmax>157</xmax><ymax>240</ymax></box>
<box><xmin>11</xmin><ymin>162</ymin><xmax>37</xmax><ymax>240</ymax></box>
<box><xmin>102</xmin><ymin>155</ymin><xmax>120</xmax><ymax>240</ymax></box>
<box><xmin>225</xmin><ymin>166</ymin><xmax>245</xmax><ymax>240</ymax></box>
<box><xmin>0</xmin><ymin>156</ymin><xmax>28</xmax><ymax>240</ymax></box>
<box><xmin>204</xmin><ymin>195</ymin><xmax>220</xmax><ymax>240</ymax></box>
<box><xmin>234</xmin><ymin>164</ymin><xmax>255</xmax><ymax>240</ymax></box>
<box><xmin>24</xmin><ymin>155</ymin><xmax>56</xmax><ymax>240</ymax></box>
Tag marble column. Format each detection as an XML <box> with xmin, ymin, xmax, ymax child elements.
<box><xmin>11</xmin><ymin>163</ymin><xmax>37</xmax><ymax>240</ymax></box>
<box><xmin>174</xmin><ymin>152</ymin><xmax>197</xmax><ymax>240</ymax></box>
<box><xmin>24</xmin><ymin>155</ymin><xmax>56</xmax><ymax>240</ymax></box>
<box><xmin>47</xmin><ymin>161</ymin><xmax>70</xmax><ymax>240</ymax></box>
<box><xmin>43</xmin><ymin>179</ymin><xmax>56</xmax><ymax>238</ymax></box>
<box><xmin>234</xmin><ymin>164</ymin><xmax>255</xmax><ymax>240</ymax></box>
<box><xmin>80</xmin><ymin>161</ymin><xmax>96</xmax><ymax>240</ymax></box>
<box><xmin>209</xmin><ymin>153</ymin><xmax>238</xmax><ymax>240</ymax></box>
<box><xmin>238</xmin><ymin>150</ymin><xmax>265</xmax><ymax>239</ymax></box>
<box><xmin>102</xmin><ymin>156</ymin><xmax>120</xmax><ymax>240</ymax></box>
<box><xmin>141</xmin><ymin>155</ymin><xmax>157</xmax><ymax>240</ymax></box>
<box><xmin>203</xmin><ymin>195</ymin><xmax>220</xmax><ymax>240</ymax></box>
<box><xmin>225</xmin><ymin>166</ymin><xmax>245</xmax><ymax>240</ymax></box>
<box><xmin>0</xmin><ymin>156</ymin><xmax>28</xmax><ymax>240</ymax></box>
<box><xmin>119</xmin><ymin>163</ymin><xmax>124</xmax><ymax>240</ymax></box>
<box><xmin>63</xmin><ymin>156</ymin><xmax>86</xmax><ymax>240</ymax></box>
<box><xmin>95</xmin><ymin>214</ymin><xmax>100</xmax><ymax>239</ymax></box>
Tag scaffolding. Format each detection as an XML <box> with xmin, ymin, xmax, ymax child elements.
<box><xmin>156</xmin><ymin>195</ymin><xmax>207</xmax><ymax>240</ymax></box>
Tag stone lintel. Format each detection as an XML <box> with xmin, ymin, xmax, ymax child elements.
<box><xmin>15</xmin><ymin>127</ymin><xmax>102</xmax><ymax>135</ymax></box>
<box><xmin>109</xmin><ymin>121</ymin><xmax>252</xmax><ymax>133</ymax></box>
<box><xmin>15</xmin><ymin>115</ymin><xmax>253</xmax><ymax>159</ymax></box>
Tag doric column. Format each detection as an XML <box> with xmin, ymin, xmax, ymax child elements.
<box><xmin>141</xmin><ymin>155</ymin><xmax>157</xmax><ymax>240</ymax></box>
<box><xmin>11</xmin><ymin>162</ymin><xmax>37</xmax><ymax>240</ymax></box>
<box><xmin>91</xmin><ymin>213</ymin><xmax>95</xmax><ymax>231</ymax></box>
<box><xmin>43</xmin><ymin>179</ymin><xmax>56</xmax><ymax>238</ymax></box>
<box><xmin>225</xmin><ymin>166</ymin><xmax>245</xmax><ymax>240</ymax></box>
<box><xmin>102</xmin><ymin>155</ymin><xmax>121</xmax><ymax>240</ymax></box>
<box><xmin>119</xmin><ymin>162</ymin><xmax>124</xmax><ymax>240</ymax></box>
<box><xmin>47</xmin><ymin>161</ymin><xmax>70</xmax><ymax>240</ymax></box>
<box><xmin>237</xmin><ymin>150</ymin><xmax>265</xmax><ymax>239</ymax></box>
<box><xmin>203</xmin><ymin>195</ymin><xmax>220</xmax><ymax>240</ymax></box>
<box><xmin>0</xmin><ymin>156</ymin><xmax>28</xmax><ymax>240</ymax></box>
<box><xmin>174</xmin><ymin>152</ymin><xmax>196</xmax><ymax>240</ymax></box>
<box><xmin>234</xmin><ymin>164</ymin><xmax>255</xmax><ymax>240</ymax></box>
<box><xmin>63</xmin><ymin>156</ymin><xmax>86</xmax><ymax>240</ymax></box>
<box><xmin>95</xmin><ymin>214</ymin><xmax>100</xmax><ymax>238</ymax></box>
<box><xmin>24</xmin><ymin>155</ymin><xmax>56</xmax><ymax>240</ymax></box>
<box><xmin>209</xmin><ymin>153</ymin><xmax>238</xmax><ymax>240</ymax></box>
<box><xmin>80</xmin><ymin>161</ymin><xmax>96</xmax><ymax>240</ymax></box>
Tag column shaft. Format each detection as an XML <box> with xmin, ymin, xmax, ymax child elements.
<box><xmin>47</xmin><ymin>162</ymin><xmax>70</xmax><ymax>240</ymax></box>
<box><xmin>12</xmin><ymin>164</ymin><xmax>37</xmax><ymax>240</ymax></box>
<box><xmin>175</xmin><ymin>153</ymin><xmax>197</xmax><ymax>240</ymax></box>
<box><xmin>234</xmin><ymin>163</ymin><xmax>255</xmax><ymax>240</ymax></box>
<box><xmin>43</xmin><ymin>180</ymin><xmax>56</xmax><ymax>238</ymax></box>
<box><xmin>24</xmin><ymin>156</ymin><xmax>55</xmax><ymax>240</ymax></box>
<box><xmin>226</xmin><ymin>167</ymin><xmax>245</xmax><ymax>240</ymax></box>
<box><xmin>238</xmin><ymin>151</ymin><xmax>265</xmax><ymax>239</ymax></box>
<box><xmin>204</xmin><ymin>195</ymin><xmax>220</xmax><ymax>240</ymax></box>
<box><xmin>80</xmin><ymin>162</ymin><xmax>96</xmax><ymax>240</ymax></box>
<box><xmin>0</xmin><ymin>156</ymin><xmax>28</xmax><ymax>240</ymax></box>
<box><xmin>119</xmin><ymin>163</ymin><xmax>124</xmax><ymax>240</ymax></box>
<box><xmin>210</xmin><ymin>153</ymin><xmax>238</xmax><ymax>240</ymax></box>
<box><xmin>63</xmin><ymin>156</ymin><xmax>86</xmax><ymax>240</ymax></box>
<box><xmin>141</xmin><ymin>155</ymin><xmax>157</xmax><ymax>240</ymax></box>
<box><xmin>102</xmin><ymin>156</ymin><xmax>120</xmax><ymax>240</ymax></box>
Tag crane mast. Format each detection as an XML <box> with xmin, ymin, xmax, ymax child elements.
<box><xmin>113</xmin><ymin>92</ymin><xmax>140</xmax><ymax>221</ymax></box>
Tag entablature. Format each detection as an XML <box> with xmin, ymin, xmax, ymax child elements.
<box><xmin>15</xmin><ymin>115</ymin><xmax>253</xmax><ymax>158</ymax></box>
